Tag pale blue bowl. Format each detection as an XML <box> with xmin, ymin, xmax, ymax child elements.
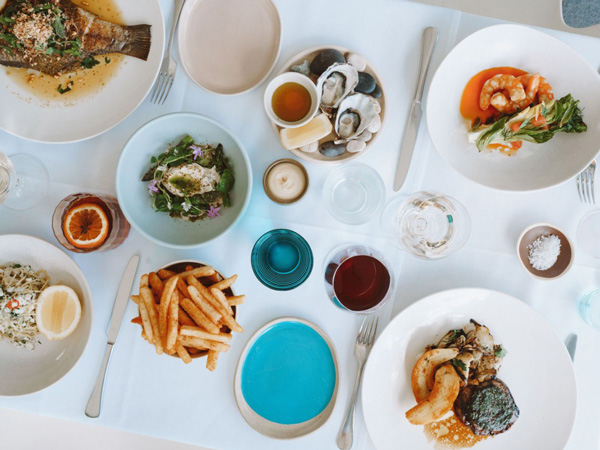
<box><xmin>116</xmin><ymin>113</ymin><xmax>253</xmax><ymax>248</ymax></box>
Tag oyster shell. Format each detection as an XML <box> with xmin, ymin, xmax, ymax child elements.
<box><xmin>316</xmin><ymin>63</ymin><xmax>358</xmax><ymax>113</ymax></box>
<box><xmin>334</xmin><ymin>93</ymin><xmax>379</xmax><ymax>141</ymax></box>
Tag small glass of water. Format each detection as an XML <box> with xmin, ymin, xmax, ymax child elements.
<box><xmin>0</xmin><ymin>151</ymin><xmax>49</xmax><ymax>210</ymax></box>
<box><xmin>579</xmin><ymin>289</ymin><xmax>600</xmax><ymax>330</ymax></box>
<box><xmin>383</xmin><ymin>191</ymin><xmax>471</xmax><ymax>259</ymax></box>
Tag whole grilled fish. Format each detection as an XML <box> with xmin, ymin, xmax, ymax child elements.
<box><xmin>0</xmin><ymin>0</ymin><xmax>151</xmax><ymax>76</ymax></box>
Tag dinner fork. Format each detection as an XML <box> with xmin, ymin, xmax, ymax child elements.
<box><xmin>337</xmin><ymin>315</ymin><xmax>379</xmax><ymax>450</ymax></box>
<box><xmin>150</xmin><ymin>0</ymin><xmax>187</xmax><ymax>105</ymax></box>
<box><xmin>576</xmin><ymin>160</ymin><xmax>596</xmax><ymax>204</ymax></box>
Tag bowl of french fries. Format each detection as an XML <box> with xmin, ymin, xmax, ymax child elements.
<box><xmin>130</xmin><ymin>261</ymin><xmax>245</xmax><ymax>371</ymax></box>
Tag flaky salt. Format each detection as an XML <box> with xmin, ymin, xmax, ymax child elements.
<box><xmin>527</xmin><ymin>234</ymin><xmax>561</xmax><ymax>270</ymax></box>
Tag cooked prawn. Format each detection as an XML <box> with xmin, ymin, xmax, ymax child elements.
<box><xmin>489</xmin><ymin>74</ymin><xmax>541</xmax><ymax>114</ymax></box>
<box><xmin>537</xmin><ymin>76</ymin><xmax>554</xmax><ymax>103</ymax></box>
<box><xmin>480</xmin><ymin>74</ymin><xmax>526</xmax><ymax>110</ymax></box>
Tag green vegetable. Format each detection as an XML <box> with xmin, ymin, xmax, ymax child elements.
<box><xmin>494</xmin><ymin>345</ymin><xmax>507</xmax><ymax>358</ymax></box>
<box><xmin>469</xmin><ymin>94</ymin><xmax>587</xmax><ymax>152</ymax></box>
<box><xmin>52</xmin><ymin>15</ymin><xmax>66</xmax><ymax>39</ymax></box>
<box><xmin>82</xmin><ymin>57</ymin><xmax>100</xmax><ymax>69</ymax></box>
<box><xmin>104</xmin><ymin>57</ymin><xmax>111</xmax><ymax>64</ymax></box>
<box><xmin>57</xmin><ymin>82</ymin><xmax>73</xmax><ymax>94</ymax></box>
<box><xmin>451</xmin><ymin>358</ymin><xmax>467</xmax><ymax>372</ymax></box>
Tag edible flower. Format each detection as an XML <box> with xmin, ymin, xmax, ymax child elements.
<box><xmin>190</xmin><ymin>145</ymin><xmax>204</xmax><ymax>160</ymax></box>
<box><xmin>6</xmin><ymin>299</ymin><xmax>19</xmax><ymax>310</ymax></box>
<box><xmin>148</xmin><ymin>179</ymin><xmax>160</xmax><ymax>196</ymax></box>
<box><xmin>206</xmin><ymin>205</ymin><xmax>221</xmax><ymax>219</ymax></box>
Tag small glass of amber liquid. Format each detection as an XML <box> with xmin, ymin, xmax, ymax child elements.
<box><xmin>264</xmin><ymin>72</ymin><xmax>319</xmax><ymax>127</ymax></box>
<box><xmin>52</xmin><ymin>193</ymin><xmax>131</xmax><ymax>253</ymax></box>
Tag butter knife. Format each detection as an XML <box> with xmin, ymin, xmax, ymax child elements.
<box><xmin>85</xmin><ymin>255</ymin><xmax>140</xmax><ymax>418</ymax></box>
<box><xmin>393</xmin><ymin>27</ymin><xmax>438</xmax><ymax>191</ymax></box>
<box><xmin>565</xmin><ymin>333</ymin><xmax>577</xmax><ymax>362</ymax></box>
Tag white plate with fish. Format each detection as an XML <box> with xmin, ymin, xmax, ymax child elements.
<box><xmin>426</xmin><ymin>24</ymin><xmax>600</xmax><ymax>191</ymax></box>
<box><xmin>362</xmin><ymin>288</ymin><xmax>576</xmax><ymax>450</ymax></box>
<box><xmin>0</xmin><ymin>0</ymin><xmax>164</xmax><ymax>143</ymax></box>
<box><xmin>0</xmin><ymin>234</ymin><xmax>93</xmax><ymax>396</ymax></box>
<box><xmin>269</xmin><ymin>45</ymin><xmax>386</xmax><ymax>165</ymax></box>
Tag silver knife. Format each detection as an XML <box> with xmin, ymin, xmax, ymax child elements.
<box><xmin>565</xmin><ymin>333</ymin><xmax>578</xmax><ymax>362</ymax></box>
<box><xmin>393</xmin><ymin>27</ymin><xmax>438</xmax><ymax>191</ymax></box>
<box><xmin>85</xmin><ymin>255</ymin><xmax>140</xmax><ymax>418</ymax></box>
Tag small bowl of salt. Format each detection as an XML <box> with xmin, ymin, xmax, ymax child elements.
<box><xmin>517</xmin><ymin>223</ymin><xmax>574</xmax><ymax>280</ymax></box>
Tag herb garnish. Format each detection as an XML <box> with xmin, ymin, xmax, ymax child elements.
<box><xmin>57</xmin><ymin>81</ymin><xmax>73</xmax><ymax>94</ymax></box>
<box><xmin>82</xmin><ymin>56</ymin><xmax>100</xmax><ymax>69</ymax></box>
<box><xmin>451</xmin><ymin>358</ymin><xmax>467</xmax><ymax>372</ymax></box>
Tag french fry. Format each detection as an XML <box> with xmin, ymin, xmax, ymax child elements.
<box><xmin>179</xmin><ymin>326</ymin><xmax>232</xmax><ymax>343</ymax></box>
<box><xmin>141</xmin><ymin>329</ymin><xmax>148</xmax><ymax>341</ymax></box>
<box><xmin>175</xmin><ymin>341</ymin><xmax>192</xmax><ymax>364</ymax></box>
<box><xmin>131</xmin><ymin>316</ymin><xmax>142</xmax><ymax>325</ymax></box>
<box><xmin>178</xmin><ymin>306</ymin><xmax>196</xmax><ymax>327</ymax></box>
<box><xmin>210</xmin><ymin>275</ymin><xmax>238</xmax><ymax>291</ymax></box>
<box><xmin>140</xmin><ymin>286</ymin><xmax>163</xmax><ymax>354</ymax></box>
<box><xmin>227</xmin><ymin>295</ymin><xmax>246</xmax><ymax>306</ymax></box>
<box><xmin>186</xmin><ymin>276</ymin><xmax>230</xmax><ymax>318</ymax></box>
<box><xmin>157</xmin><ymin>269</ymin><xmax>176</xmax><ymax>280</ymax></box>
<box><xmin>179</xmin><ymin>335</ymin><xmax>230</xmax><ymax>353</ymax></box>
<box><xmin>175</xmin><ymin>266</ymin><xmax>216</xmax><ymax>280</ymax></box>
<box><xmin>139</xmin><ymin>300</ymin><xmax>154</xmax><ymax>344</ymax></box>
<box><xmin>140</xmin><ymin>274</ymin><xmax>149</xmax><ymax>289</ymax></box>
<box><xmin>159</xmin><ymin>276</ymin><xmax>179</xmax><ymax>344</ymax></box>
<box><xmin>166</xmin><ymin>290</ymin><xmax>180</xmax><ymax>353</ymax></box>
<box><xmin>180</xmin><ymin>297</ymin><xmax>220</xmax><ymax>334</ymax></box>
<box><xmin>207</xmin><ymin>350</ymin><xmax>219</xmax><ymax>371</ymax></box>
<box><xmin>130</xmin><ymin>294</ymin><xmax>140</xmax><ymax>304</ymax></box>
<box><xmin>207</xmin><ymin>273</ymin><xmax>221</xmax><ymax>282</ymax></box>
<box><xmin>207</xmin><ymin>287</ymin><xmax>242</xmax><ymax>333</ymax></box>
<box><xmin>185</xmin><ymin>265</ymin><xmax>194</xmax><ymax>271</ymax></box>
<box><xmin>210</xmin><ymin>287</ymin><xmax>234</xmax><ymax>315</ymax></box>
<box><xmin>176</xmin><ymin>277</ymin><xmax>190</xmax><ymax>299</ymax></box>
<box><xmin>149</xmin><ymin>272</ymin><xmax>164</xmax><ymax>298</ymax></box>
<box><xmin>187</xmin><ymin>284</ymin><xmax>222</xmax><ymax>324</ymax></box>
<box><xmin>187</xmin><ymin>347</ymin><xmax>203</xmax><ymax>355</ymax></box>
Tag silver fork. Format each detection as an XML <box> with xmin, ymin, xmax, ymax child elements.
<box><xmin>576</xmin><ymin>160</ymin><xmax>596</xmax><ymax>204</ymax></box>
<box><xmin>150</xmin><ymin>0</ymin><xmax>187</xmax><ymax>105</ymax></box>
<box><xmin>337</xmin><ymin>315</ymin><xmax>379</xmax><ymax>450</ymax></box>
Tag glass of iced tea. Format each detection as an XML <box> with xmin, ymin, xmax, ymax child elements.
<box><xmin>323</xmin><ymin>245</ymin><xmax>393</xmax><ymax>313</ymax></box>
<box><xmin>52</xmin><ymin>193</ymin><xmax>130</xmax><ymax>253</ymax></box>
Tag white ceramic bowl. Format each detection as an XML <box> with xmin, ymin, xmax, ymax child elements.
<box><xmin>263</xmin><ymin>73</ymin><xmax>320</xmax><ymax>128</ymax></box>
<box><xmin>116</xmin><ymin>113</ymin><xmax>253</xmax><ymax>248</ymax></box>
<box><xmin>427</xmin><ymin>24</ymin><xmax>600</xmax><ymax>191</ymax></box>
<box><xmin>0</xmin><ymin>235</ymin><xmax>93</xmax><ymax>396</ymax></box>
<box><xmin>0</xmin><ymin>0</ymin><xmax>164</xmax><ymax>143</ymax></box>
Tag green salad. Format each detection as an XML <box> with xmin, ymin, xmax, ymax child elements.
<box><xmin>142</xmin><ymin>135</ymin><xmax>235</xmax><ymax>222</ymax></box>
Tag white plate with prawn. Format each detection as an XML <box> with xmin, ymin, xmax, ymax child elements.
<box><xmin>0</xmin><ymin>0</ymin><xmax>164</xmax><ymax>143</ymax></box>
<box><xmin>362</xmin><ymin>288</ymin><xmax>576</xmax><ymax>450</ymax></box>
<box><xmin>426</xmin><ymin>24</ymin><xmax>600</xmax><ymax>191</ymax></box>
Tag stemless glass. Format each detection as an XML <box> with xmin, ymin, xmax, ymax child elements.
<box><xmin>577</xmin><ymin>210</ymin><xmax>600</xmax><ymax>258</ymax></box>
<box><xmin>52</xmin><ymin>193</ymin><xmax>130</xmax><ymax>253</ymax></box>
<box><xmin>383</xmin><ymin>191</ymin><xmax>471</xmax><ymax>259</ymax></box>
<box><xmin>323</xmin><ymin>245</ymin><xmax>393</xmax><ymax>313</ymax></box>
<box><xmin>579</xmin><ymin>289</ymin><xmax>600</xmax><ymax>330</ymax></box>
<box><xmin>0</xmin><ymin>151</ymin><xmax>49</xmax><ymax>210</ymax></box>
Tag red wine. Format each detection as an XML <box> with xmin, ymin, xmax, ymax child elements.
<box><xmin>333</xmin><ymin>255</ymin><xmax>391</xmax><ymax>311</ymax></box>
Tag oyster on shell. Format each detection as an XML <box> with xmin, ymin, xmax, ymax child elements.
<box><xmin>316</xmin><ymin>63</ymin><xmax>358</xmax><ymax>113</ymax></box>
<box><xmin>334</xmin><ymin>93</ymin><xmax>379</xmax><ymax>141</ymax></box>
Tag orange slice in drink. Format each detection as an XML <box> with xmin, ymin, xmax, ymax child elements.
<box><xmin>62</xmin><ymin>203</ymin><xmax>110</xmax><ymax>249</ymax></box>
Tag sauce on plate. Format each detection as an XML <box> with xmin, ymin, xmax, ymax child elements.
<box><xmin>5</xmin><ymin>0</ymin><xmax>124</xmax><ymax>101</ymax></box>
<box><xmin>424</xmin><ymin>413</ymin><xmax>487</xmax><ymax>449</ymax></box>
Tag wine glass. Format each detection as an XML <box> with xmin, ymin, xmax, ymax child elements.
<box><xmin>0</xmin><ymin>151</ymin><xmax>49</xmax><ymax>210</ymax></box>
<box><xmin>382</xmin><ymin>191</ymin><xmax>471</xmax><ymax>259</ymax></box>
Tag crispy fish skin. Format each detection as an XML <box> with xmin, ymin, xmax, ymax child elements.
<box><xmin>0</xmin><ymin>0</ymin><xmax>151</xmax><ymax>76</ymax></box>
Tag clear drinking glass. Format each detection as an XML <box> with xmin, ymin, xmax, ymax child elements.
<box><xmin>52</xmin><ymin>193</ymin><xmax>130</xmax><ymax>253</ymax></box>
<box><xmin>0</xmin><ymin>151</ymin><xmax>49</xmax><ymax>210</ymax></box>
<box><xmin>579</xmin><ymin>289</ymin><xmax>600</xmax><ymax>330</ymax></box>
<box><xmin>577</xmin><ymin>210</ymin><xmax>600</xmax><ymax>258</ymax></box>
<box><xmin>323</xmin><ymin>244</ymin><xmax>393</xmax><ymax>313</ymax></box>
<box><xmin>383</xmin><ymin>191</ymin><xmax>471</xmax><ymax>259</ymax></box>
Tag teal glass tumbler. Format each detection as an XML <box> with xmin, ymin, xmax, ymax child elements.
<box><xmin>251</xmin><ymin>229</ymin><xmax>313</xmax><ymax>291</ymax></box>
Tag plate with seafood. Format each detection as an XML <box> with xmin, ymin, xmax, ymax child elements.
<box><xmin>426</xmin><ymin>24</ymin><xmax>600</xmax><ymax>191</ymax></box>
<box><xmin>0</xmin><ymin>0</ymin><xmax>164</xmax><ymax>143</ymax></box>
<box><xmin>362</xmin><ymin>288</ymin><xmax>576</xmax><ymax>450</ymax></box>
<box><xmin>0</xmin><ymin>234</ymin><xmax>93</xmax><ymax>396</ymax></box>
<box><xmin>267</xmin><ymin>45</ymin><xmax>386</xmax><ymax>165</ymax></box>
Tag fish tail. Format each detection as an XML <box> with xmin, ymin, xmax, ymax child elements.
<box><xmin>121</xmin><ymin>24</ymin><xmax>152</xmax><ymax>61</ymax></box>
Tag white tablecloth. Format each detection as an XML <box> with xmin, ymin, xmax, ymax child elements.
<box><xmin>1</xmin><ymin>1</ymin><xmax>599</xmax><ymax>449</ymax></box>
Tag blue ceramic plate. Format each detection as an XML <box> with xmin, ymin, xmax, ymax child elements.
<box><xmin>234</xmin><ymin>317</ymin><xmax>339</xmax><ymax>439</ymax></box>
<box><xmin>115</xmin><ymin>113</ymin><xmax>253</xmax><ymax>248</ymax></box>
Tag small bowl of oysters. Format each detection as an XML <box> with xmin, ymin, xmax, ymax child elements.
<box><xmin>266</xmin><ymin>45</ymin><xmax>386</xmax><ymax>164</ymax></box>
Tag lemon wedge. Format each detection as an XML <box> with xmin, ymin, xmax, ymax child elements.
<box><xmin>279</xmin><ymin>113</ymin><xmax>333</xmax><ymax>150</ymax></box>
<box><xmin>36</xmin><ymin>285</ymin><xmax>81</xmax><ymax>341</ymax></box>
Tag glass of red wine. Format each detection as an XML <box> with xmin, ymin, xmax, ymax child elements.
<box><xmin>324</xmin><ymin>245</ymin><xmax>393</xmax><ymax>313</ymax></box>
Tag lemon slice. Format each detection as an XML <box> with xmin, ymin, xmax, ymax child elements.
<box><xmin>279</xmin><ymin>113</ymin><xmax>333</xmax><ymax>150</ymax></box>
<box><xmin>36</xmin><ymin>285</ymin><xmax>81</xmax><ymax>341</ymax></box>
